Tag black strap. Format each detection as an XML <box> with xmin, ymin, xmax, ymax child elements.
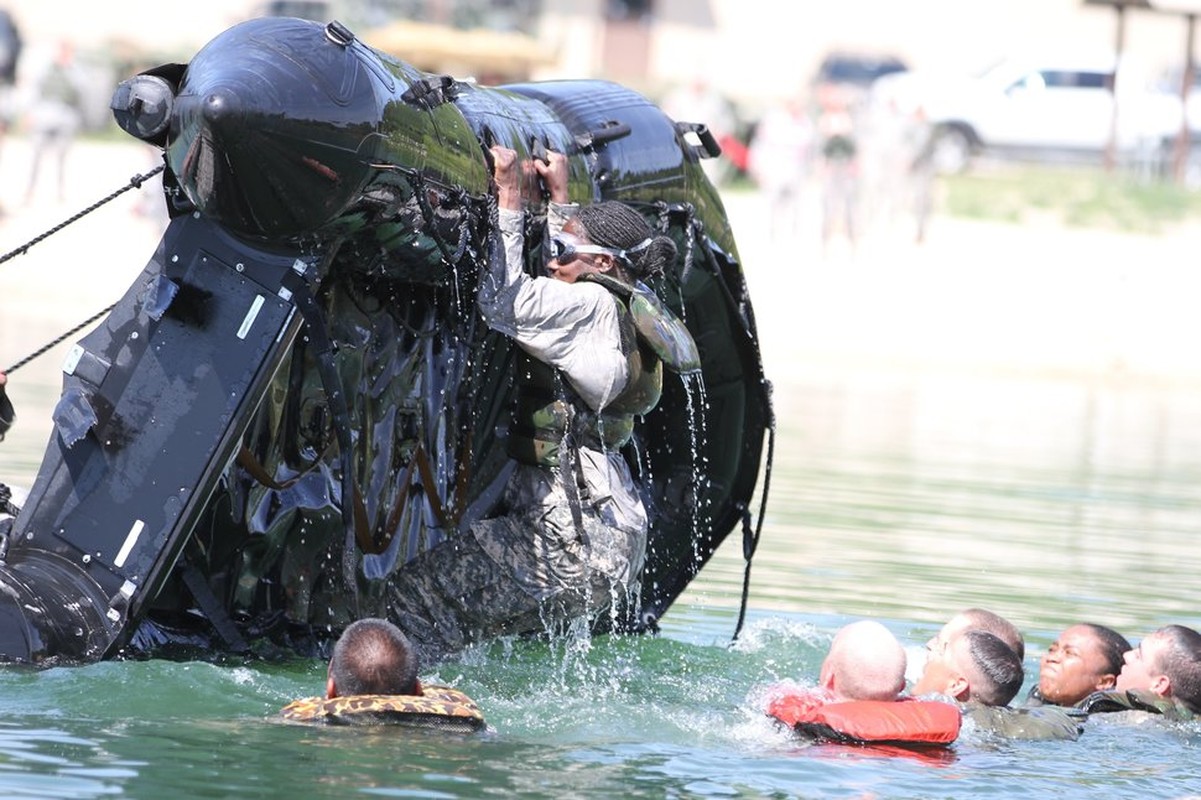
<box><xmin>685</xmin><ymin>216</ymin><xmax>776</xmax><ymax>644</ymax></box>
<box><xmin>280</xmin><ymin>268</ymin><xmax>361</xmax><ymax>617</ymax></box>
<box><xmin>181</xmin><ymin>563</ymin><xmax>250</xmax><ymax>654</ymax></box>
<box><xmin>560</xmin><ymin>423</ymin><xmax>591</xmax><ymax>549</ymax></box>
<box><xmin>642</xmin><ymin>201</ymin><xmax>775</xmax><ymax>646</ymax></box>
<box><xmin>731</xmin><ymin>399</ymin><xmax>776</xmax><ymax>643</ymax></box>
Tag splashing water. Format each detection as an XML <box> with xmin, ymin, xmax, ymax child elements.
<box><xmin>682</xmin><ymin>371</ymin><xmax>710</xmax><ymax>568</ymax></box>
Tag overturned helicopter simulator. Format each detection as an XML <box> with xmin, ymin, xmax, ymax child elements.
<box><xmin>0</xmin><ymin>17</ymin><xmax>771</xmax><ymax>663</ymax></box>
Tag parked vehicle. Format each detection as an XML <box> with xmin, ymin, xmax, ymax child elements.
<box><xmin>872</xmin><ymin>54</ymin><xmax>1184</xmax><ymax>173</ymax></box>
<box><xmin>813</xmin><ymin>50</ymin><xmax>909</xmax><ymax>108</ymax></box>
<box><xmin>815</xmin><ymin>51</ymin><xmax>909</xmax><ymax>89</ymax></box>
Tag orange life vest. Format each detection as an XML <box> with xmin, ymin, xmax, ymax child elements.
<box><xmin>767</xmin><ymin>690</ymin><xmax>961</xmax><ymax>747</ymax></box>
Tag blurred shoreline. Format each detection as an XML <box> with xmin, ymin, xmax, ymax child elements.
<box><xmin>721</xmin><ymin>183</ymin><xmax>1201</xmax><ymax>390</ymax></box>
<box><xmin>0</xmin><ymin>135</ymin><xmax>164</xmax><ymax>485</ymax></box>
<box><xmin>1</xmin><ymin>136</ymin><xmax>1200</xmax><ymax>485</ymax></box>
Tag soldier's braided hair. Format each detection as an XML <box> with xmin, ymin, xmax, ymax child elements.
<box><xmin>1079</xmin><ymin>623</ymin><xmax>1131</xmax><ymax>677</ymax></box>
<box><xmin>575</xmin><ymin>201</ymin><xmax>676</xmax><ymax>280</ymax></box>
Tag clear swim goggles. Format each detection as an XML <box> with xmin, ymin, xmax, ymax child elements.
<box><xmin>549</xmin><ymin>235</ymin><xmax>652</xmax><ymax>265</ymax></box>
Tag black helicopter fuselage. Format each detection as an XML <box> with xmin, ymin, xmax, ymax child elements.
<box><xmin>0</xmin><ymin>17</ymin><xmax>767</xmax><ymax>663</ymax></box>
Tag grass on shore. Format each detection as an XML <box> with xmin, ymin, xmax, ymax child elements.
<box><xmin>940</xmin><ymin>162</ymin><xmax>1201</xmax><ymax>234</ymax></box>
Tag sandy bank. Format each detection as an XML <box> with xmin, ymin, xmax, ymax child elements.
<box><xmin>721</xmin><ymin>188</ymin><xmax>1201</xmax><ymax>388</ymax></box>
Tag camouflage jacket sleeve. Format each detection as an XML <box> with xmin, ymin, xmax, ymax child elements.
<box><xmin>477</xmin><ymin>207</ymin><xmax>627</xmax><ymax>413</ymax></box>
<box><xmin>1078</xmin><ymin>689</ymin><xmax>1196</xmax><ymax>722</ymax></box>
<box><xmin>963</xmin><ymin>703</ymin><xmax>1084</xmax><ymax>741</ymax></box>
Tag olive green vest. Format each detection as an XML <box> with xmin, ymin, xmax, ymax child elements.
<box><xmin>962</xmin><ymin>703</ymin><xmax>1084</xmax><ymax>741</ymax></box>
<box><xmin>507</xmin><ymin>275</ymin><xmax>699</xmax><ymax>467</ymax></box>
<box><xmin>1079</xmin><ymin>689</ymin><xmax>1197</xmax><ymax>722</ymax></box>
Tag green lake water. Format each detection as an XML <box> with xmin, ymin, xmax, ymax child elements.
<box><xmin>0</xmin><ymin>148</ymin><xmax>1199</xmax><ymax>797</ymax></box>
<box><xmin>2</xmin><ymin>366</ymin><xmax>1199</xmax><ymax>798</ymax></box>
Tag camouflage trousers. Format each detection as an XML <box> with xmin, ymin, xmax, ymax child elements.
<box><xmin>386</xmin><ymin>504</ymin><xmax>644</xmax><ymax>664</ymax></box>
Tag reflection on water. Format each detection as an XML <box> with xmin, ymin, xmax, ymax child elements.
<box><xmin>682</xmin><ymin>367</ymin><xmax>1201</xmax><ymax>640</ymax></box>
<box><xmin>1</xmin><ymin>625</ymin><xmax>1199</xmax><ymax>799</ymax></box>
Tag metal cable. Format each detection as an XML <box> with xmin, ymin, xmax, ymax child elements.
<box><xmin>5</xmin><ymin>303</ymin><xmax>117</xmax><ymax>374</ymax></box>
<box><xmin>0</xmin><ymin>164</ymin><xmax>165</xmax><ymax>267</ymax></box>
<box><xmin>1</xmin><ymin>164</ymin><xmax>166</xmax><ymax>373</ymax></box>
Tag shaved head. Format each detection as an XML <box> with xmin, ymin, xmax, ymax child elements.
<box><xmin>820</xmin><ymin>620</ymin><xmax>907</xmax><ymax>702</ymax></box>
<box><xmin>942</xmin><ymin>608</ymin><xmax>1025</xmax><ymax>661</ymax></box>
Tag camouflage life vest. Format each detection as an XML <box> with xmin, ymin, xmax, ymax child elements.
<box><xmin>507</xmin><ymin>274</ymin><xmax>699</xmax><ymax>468</ymax></box>
<box><xmin>279</xmin><ymin>684</ymin><xmax>485</xmax><ymax>731</ymax></box>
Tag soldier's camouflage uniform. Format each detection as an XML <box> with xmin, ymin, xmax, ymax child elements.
<box><xmin>387</xmin><ymin>202</ymin><xmax>652</xmax><ymax>661</ymax></box>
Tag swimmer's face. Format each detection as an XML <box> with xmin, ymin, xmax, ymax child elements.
<box><xmin>1115</xmin><ymin>631</ymin><xmax>1170</xmax><ymax>696</ymax></box>
<box><xmin>1039</xmin><ymin>625</ymin><xmax>1115</xmax><ymax>705</ymax></box>
<box><xmin>924</xmin><ymin>615</ymin><xmax>968</xmax><ymax>658</ymax></box>
<box><xmin>913</xmin><ymin>628</ymin><xmax>961</xmax><ymax>698</ymax></box>
<box><xmin>545</xmin><ymin>220</ymin><xmax>616</xmax><ymax>284</ymax></box>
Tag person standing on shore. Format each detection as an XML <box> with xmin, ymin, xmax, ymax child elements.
<box><xmin>0</xmin><ymin>8</ymin><xmax>22</xmax><ymax>215</ymax></box>
<box><xmin>747</xmin><ymin>92</ymin><xmax>813</xmax><ymax>243</ymax></box>
<box><xmin>23</xmin><ymin>39</ymin><xmax>83</xmax><ymax>205</ymax></box>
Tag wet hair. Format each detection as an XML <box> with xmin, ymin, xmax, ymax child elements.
<box><xmin>960</xmin><ymin>608</ymin><xmax>1026</xmax><ymax>662</ymax></box>
<box><xmin>1156</xmin><ymin>624</ymin><xmax>1201</xmax><ymax>713</ymax></box>
<box><xmin>329</xmin><ymin>618</ymin><xmax>419</xmax><ymax>696</ymax></box>
<box><xmin>1078</xmin><ymin>623</ymin><xmax>1131</xmax><ymax>677</ymax></box>
<box><xmin>962</xmin><ymin>629</ymin><xmax>1024</xmax><ymax>707</ymax></box>
<box><xmin>574</xmin><ymin>201</ymin><xmax>677</xmax><ymax>280</ymax></box>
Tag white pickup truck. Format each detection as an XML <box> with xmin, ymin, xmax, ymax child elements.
<box><xmin>872</xmin><ymin>54</ymin><xmax>1185</xmax><ymax>173</ymax></box>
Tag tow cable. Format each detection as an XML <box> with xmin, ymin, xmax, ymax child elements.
<box><xmin>1</xmin><ymin>164</ymin><xmax>165</xmax><ymax>374</ymax></box>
